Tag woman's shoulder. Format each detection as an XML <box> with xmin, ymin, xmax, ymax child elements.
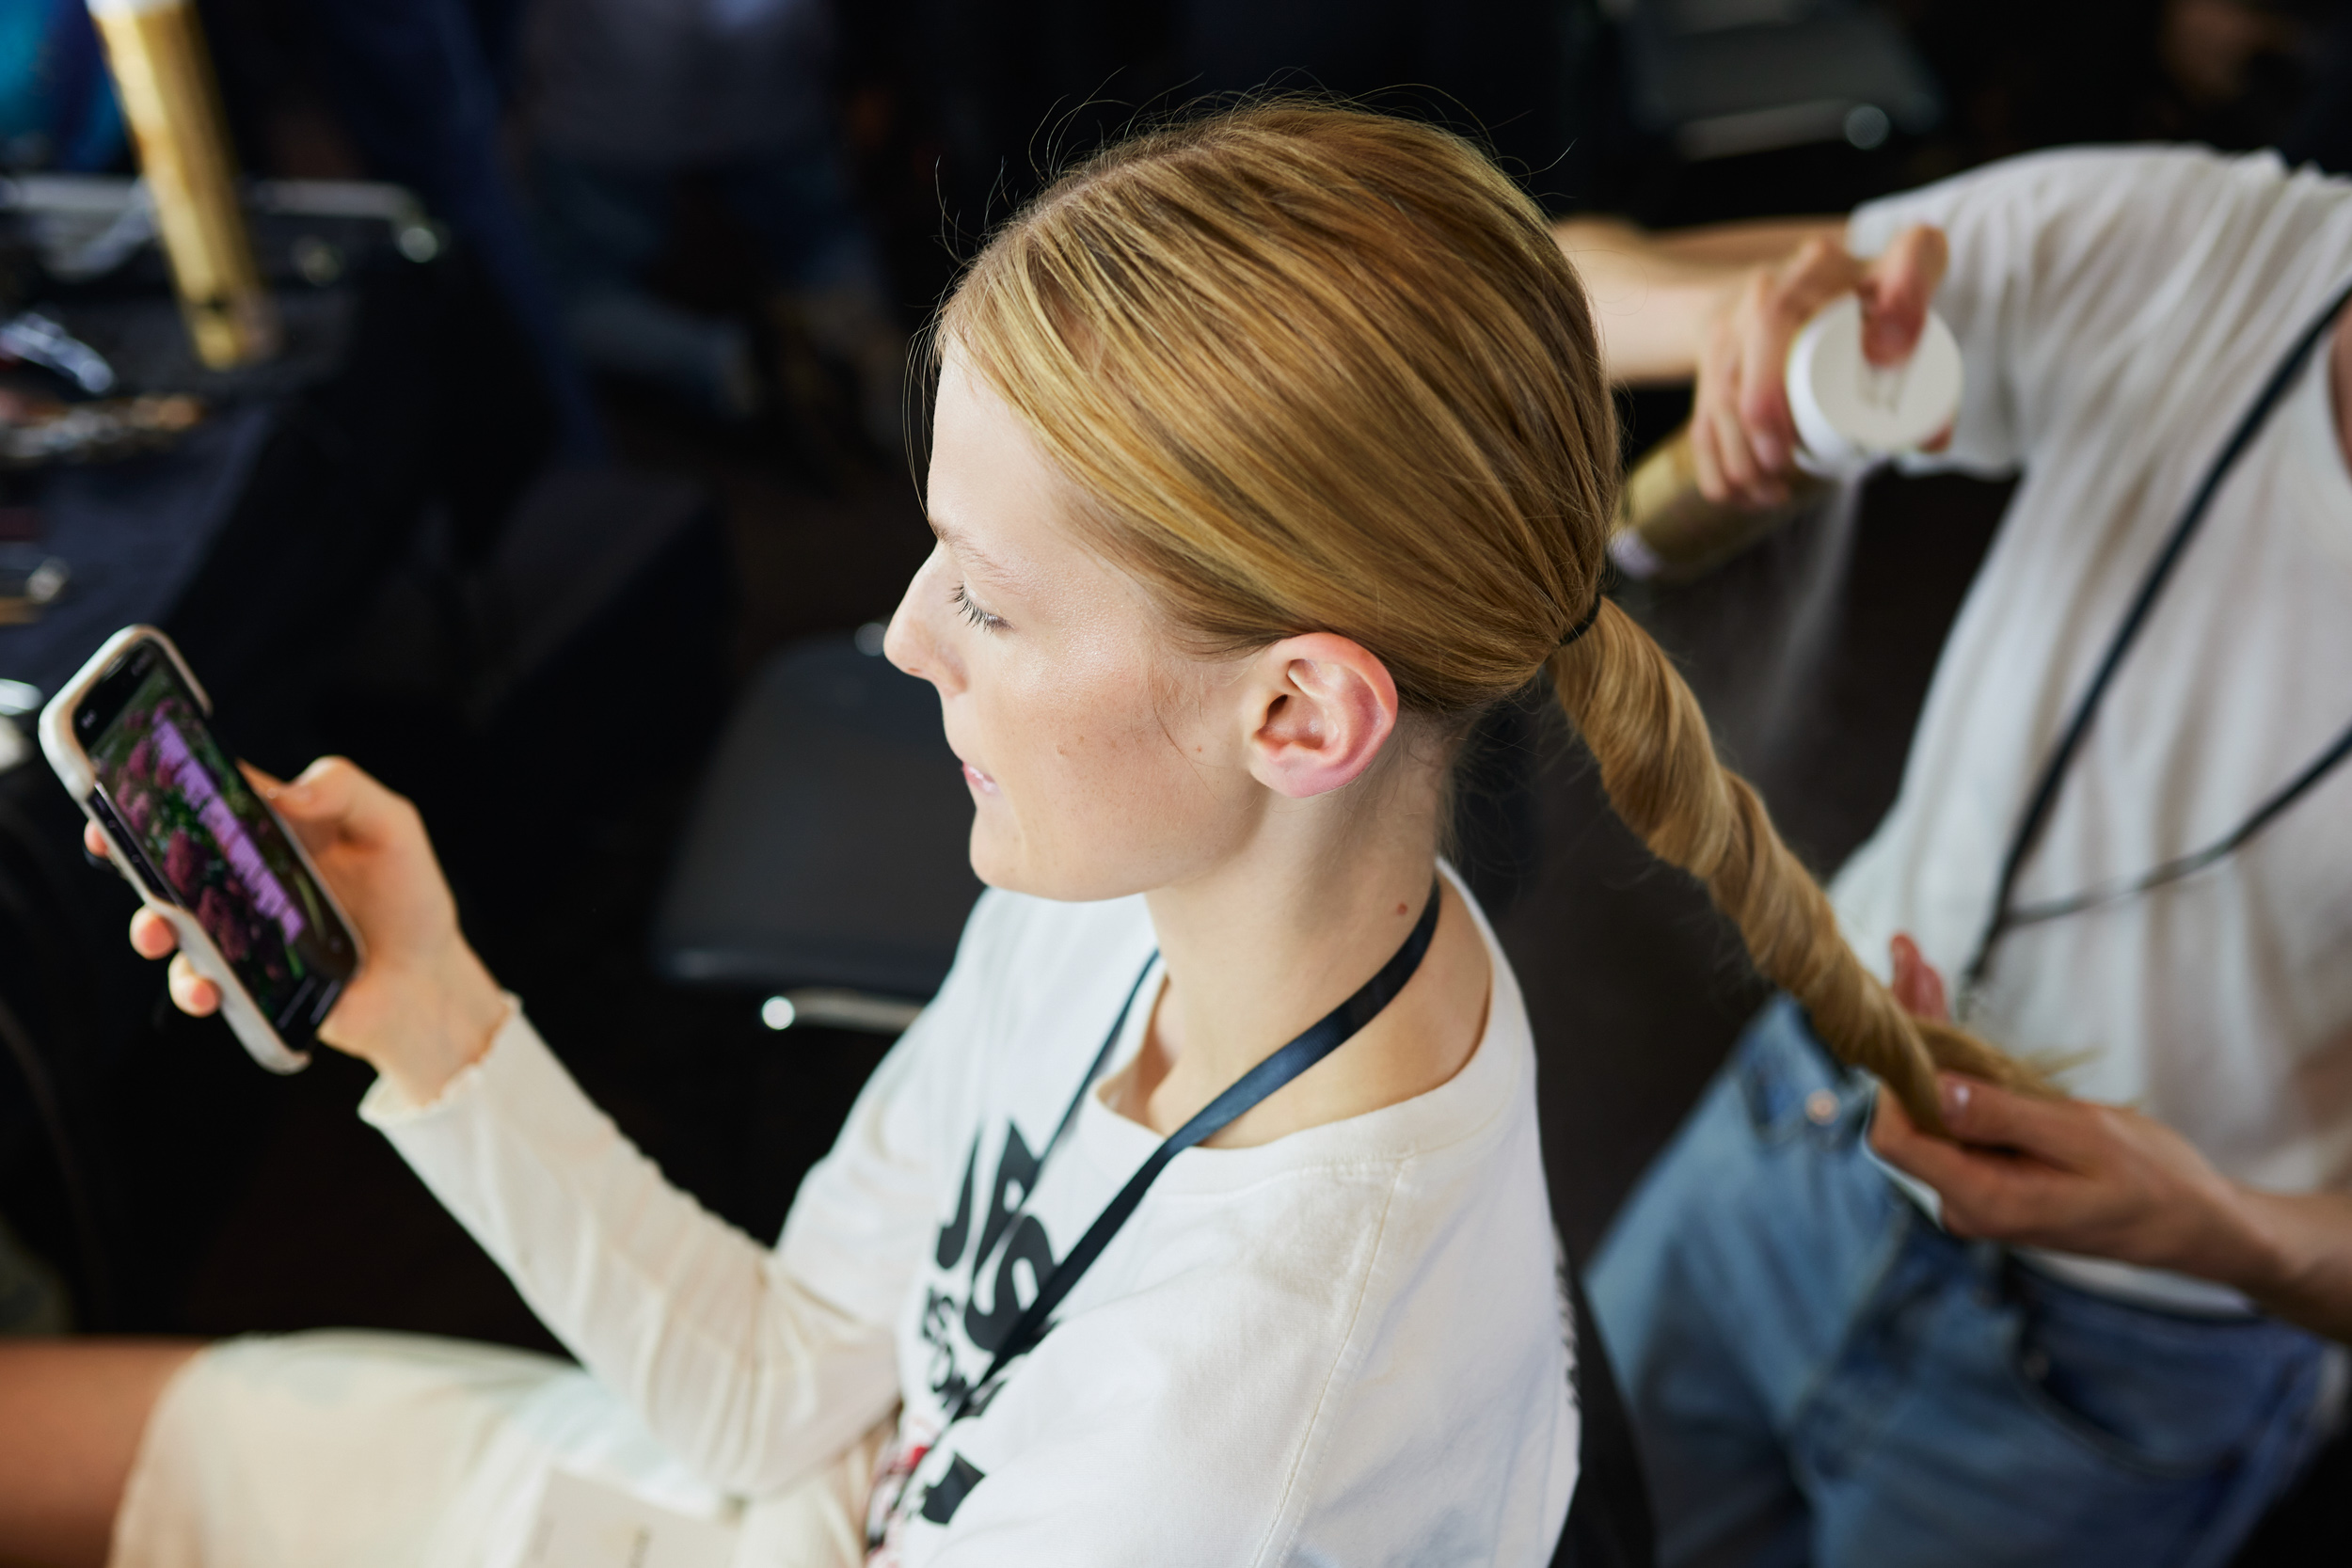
<box><xmin>1016</xmin><ymin>1114</ymin><xmax>1572</xmax><ymax>1560</ymax></box>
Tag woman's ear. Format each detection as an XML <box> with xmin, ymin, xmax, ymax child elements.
<box><xmin>1240</xmin><ymin>633</ymin><xmax>1399</xmax><ymax>800</ymax></box>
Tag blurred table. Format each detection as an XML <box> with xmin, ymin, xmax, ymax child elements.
<box><xmin>0</xmin><ymin>180</ymin><xmax>548</xmax><ymax>763</ymax></box>
<box><xmin>0</xmin><ymin>403</ymin><xmax>276</xmax><ymax>700</ymax></box>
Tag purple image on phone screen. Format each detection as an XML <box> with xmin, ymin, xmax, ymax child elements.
<box><xmin>85</xmin><ymin>656</ymin><xmax>355</xmax><ymax>1032</ymax></box>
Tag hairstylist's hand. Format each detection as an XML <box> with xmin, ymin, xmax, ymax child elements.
<box><xmin>90</xmin><ymin>757</ymin><xmax>508</xmax><ymax>1106</ymax></box>
<box><xmin>1692</xmin><ymin>223</ymin><xmax>1949</xmax><ymax>508</ymax></box>
<box><xmin>1867</xmin><ymin>935</ymin><xmax>2271</xmax><ymax>1285</ymax></box>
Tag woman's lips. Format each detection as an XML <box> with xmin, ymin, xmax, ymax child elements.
<box><xmin>961</xmin><ymin>761</ymin><xmax>998</xmax><ymax>795</ymax></box>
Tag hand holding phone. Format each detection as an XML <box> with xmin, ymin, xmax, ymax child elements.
<box><xmin>46</xmin><ymin>628</ymin><xmax>507</xmax><ymax>1099</ymax></box>
<box><xmin>97</xmin><ymin>759</ymin><xmax>511</xmax><ymax>1096</ymax></box>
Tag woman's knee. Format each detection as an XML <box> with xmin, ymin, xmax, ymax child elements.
<box><xmin>0</xmin><ymin>1338</ymin><xmax>202</xmax><ymax>1568</ymax></box>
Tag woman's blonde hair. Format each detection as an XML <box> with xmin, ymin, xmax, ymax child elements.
<box><xmin>941</xmin><ymin>103</ymin><xmax>2038</xmax><ymax>1130</ymax></box>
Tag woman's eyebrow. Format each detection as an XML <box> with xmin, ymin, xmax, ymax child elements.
<box><xmin>928</xmin><ymin>515</ymin><xmax>1021</xmax><ymax>586</ymax></box>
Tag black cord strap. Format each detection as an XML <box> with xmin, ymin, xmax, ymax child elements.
<box><xmin>945</xmin><ymin>876</ymin><xmax>1445</xmax><ymax>1423</ymax></box>
<box><xmin>1962</xmin><ymin>276</ymin><xmax>2352</xmax><ymax>997</ymax></box>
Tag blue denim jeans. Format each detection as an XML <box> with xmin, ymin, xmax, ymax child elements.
<box><xmin>1590</xmin><ymin>997</ymin><xmax>2341</xmax><ymax>1568</ymax></box>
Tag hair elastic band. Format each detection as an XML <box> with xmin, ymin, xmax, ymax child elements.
<box><xmin>1557</xmin><ymin>592</ymin><xmax>1604</xmax><ymax>649</ymax></box>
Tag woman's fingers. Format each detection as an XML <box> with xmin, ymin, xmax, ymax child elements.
<box><xmin>246</xmin><ymin>756</ymin><xmax>419</xmax><ymax>869</ymax></box>
<box><xmin>238</xmin><ymin>760</ymin><xmax>286</xmax><ymax>794</ymax></box>
<box><xmin>128</xmin><ymin>906</ymin><xmax>177</xmax><ymax>958</ymax></box>
<box><xmin>267</xmin><ymin>756</ymin><xmax>407</xmax><ymax>842</ymax></box>
<box><xmin>167</xmin><ymin>954</ymin><xmax>219</xmax><ymax>1017</ymax></box>
<box><xmin>132</xmin><ymin>909</ymin><xmax>226</xmax><ymax>1020</ymax></box>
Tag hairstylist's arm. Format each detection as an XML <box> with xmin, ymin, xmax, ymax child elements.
<box><xmin>1551</xmin><ymin>217</ymin><xmax>1844</xmax><ymax>383</ymax></box>
<box><xmin>1870</xmin><ymin>935</ymin><xmax>2352</xmax><ymax>1342</ymax></box>
<box><xmin>1553</xmin><ymin>216</ymin><xmax>1949</xmax><ymax>506</ymax></box>
<box><xmin>91</xmin><ymin>757</ymin><xmax>509</xmax><ymax>1107</ymax></box>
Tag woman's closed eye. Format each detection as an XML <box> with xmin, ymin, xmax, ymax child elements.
<box><xmin>951</xmin><ymin>581</ymin><xmax>1007</xmax><ymax>633</ymax></box>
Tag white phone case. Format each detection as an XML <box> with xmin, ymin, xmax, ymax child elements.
<box><xmin>37</xmin><ymin>625</ymin><xmax>364</xmax><ymax>1073</ymax></box>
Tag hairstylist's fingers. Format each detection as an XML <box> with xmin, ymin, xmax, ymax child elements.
<box><xmin>1691</xmin><ymin>296</ymin><xmax>1751</xmax><ymax>503</ymax></box>
<box><xmin>1702</xmin><ymin>387</ymin><xmax>1764</xmax><ymax>502</ymax></box>
<box><xmin>1935</xmin><ymin>1073</ymin><xmax>2097</xmax><ymax>1168</ymax></box>
<box><xmin>1869</xmin><ymin>1085</ymin><xmax>1982</xmax><ymax>1179</ymax></box>
<box><xmin>1888</xmin><ymin>934</ymin><xmax>1951</xmax><ymax>1022</ymax></box>
<box><xmin>167</xmin><ymin>953</ymin><xmax>219</xmax><ymax>1017</ymax></box>
<box><xmin>1720</xmin><ymin>239</ymin><xmax>1867</xmax><ymax>496</ymax></box>
<box><xmin>128</xmin><ymin>906</ymin><xmax>178</xmax><ymax>959</ymax></box>
<box><xmin>1867</xmin><ymin>1081</ymin><xmax>1920</xmax><ymax>1158</ymax></box>
<box><xmin>1690</xmin><ymin>408</ymin><xmax>1729</xmax><ymax>502</ymax></box>
<box><xmin>1733</xmin><ymin>276</ymin><xmax>1802</xmax><ymax>481</ymax></box>
<box><xmin>1858</xmin><ymin>224</ymin><xmax>1949</xmax><ymax>367</ymax></box>
<box><xmin>1869</xmin><ymin>1085</ymin><xmax>2052</xmax><ymax>1227</ymax></box>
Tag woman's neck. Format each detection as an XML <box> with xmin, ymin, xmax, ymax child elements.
<box><xmin>1111</xmin><ymin>782</ymin><xmax>1491</xmax><ymax>1147</ymax></box>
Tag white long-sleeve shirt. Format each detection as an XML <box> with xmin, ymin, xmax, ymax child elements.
<box><xmin>1833</xmin><ymin>148</ymin><xmax>2352</xmax><ymax>1307</ymax></box>
<box><xmin>362</xmin><ymin>877</ymin><xmax>1577</xmax><ymax>1565</ymax></box>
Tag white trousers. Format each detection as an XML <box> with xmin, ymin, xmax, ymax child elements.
<box><xmin>110</xmin><ymin>1332</ymin><xmax>883</xmax><ymax>1568</ymax></box>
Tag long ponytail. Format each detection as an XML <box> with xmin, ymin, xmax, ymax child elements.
<box><xmin>1552</xmin><ymin>604</ymin><xmax>2045</xmax><ymax>1127</ymax></box>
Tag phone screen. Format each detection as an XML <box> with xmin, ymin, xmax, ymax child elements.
<box><xmin>75</xmin><ymin>639</ymin><xmax>358</xmax><ymax>1046</ymax></box>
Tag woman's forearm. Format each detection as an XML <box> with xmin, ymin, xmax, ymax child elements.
<box><xmin>369</xmin><ymin>1014</ymin><xmax>904</xmax><ymax>1493</ymax></box>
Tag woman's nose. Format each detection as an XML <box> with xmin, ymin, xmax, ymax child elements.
<box><xmin>883</xmin><ymin>547</ymin><xmax>961</xmax><ymax>693</ymax></box>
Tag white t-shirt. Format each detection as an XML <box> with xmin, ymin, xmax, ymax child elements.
<box><xmin>366</xmin><ymin>875</ymin><xmax>1577</xmax><ymax>1565</ymax></box>
<box><xmin>1835</xmin><ymin>150</ymin><xmax>2352</xmax><ymax>1211</ymax></box>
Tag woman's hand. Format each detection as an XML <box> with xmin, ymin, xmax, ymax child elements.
<box><xmin>1867</xmin><ymin>935</ymin><xmax>2352</xmax><ymax>1341</ymax></box>
<box><xmin>1691</xmin><ymin>223</ymin><xmax>1949</xmax><ymax>507</ymax></box>
<box><xmin>91</xmin><ymin>756</ymin><xmax>508</xmax><ymax>1105</ymax></box>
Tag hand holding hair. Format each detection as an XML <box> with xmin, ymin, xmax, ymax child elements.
<box><xmin>1869</xmin><ymin>933</ymin><xmax>2352</xmax><ymax>1341</ymax></box>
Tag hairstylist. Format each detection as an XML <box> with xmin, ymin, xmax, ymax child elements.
<box><xmin>1560</xmin><ymin>148</ymin><xmax>2352</xmax><ymax>1568</ymax></box>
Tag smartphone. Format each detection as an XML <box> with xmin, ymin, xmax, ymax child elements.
<box><xmin>39</xmin><ymin>626</ymin><xmax>361</xmax><ymax>1071</ymax></box>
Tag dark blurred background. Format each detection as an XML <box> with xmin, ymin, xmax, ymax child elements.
<box><xmin>0</xmin><ymin>0</ymin><xmax>2344</xmax><ymax>1556</ymax></box>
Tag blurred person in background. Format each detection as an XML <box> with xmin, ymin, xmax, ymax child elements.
<box><xmin>0</xmin><ymin>0</ymin><xmax>123</xmax><ymax>173</ymax></box>
<box><xmin>522</xmin><ymin>0</ymin><xmax>905</xmax><ymax>444</ymax></box>
<box><xmin>1558</xmin><ymin>143</ymin><xmax>2352</xmax><ymax>1567</ymax></box>
<box><xmin>294</xmin><ymin>0</ymin><xmax>607</xmax><ymax>462</ymax></box>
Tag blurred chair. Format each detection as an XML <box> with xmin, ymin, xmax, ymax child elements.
<box><xmin>1611</xmin><ymin>0</ymin><xmax>1941</xmax><ymax>161</ymax></box>
<box><xmin>650</xmin><ymin>632</ymin><xmax>981</xmax><ymax>1030</ymax></box>
<box><xmin>647</xmin><ymin>631</ymin><xmax>1656</xmax><ymax>1562</ymax></box>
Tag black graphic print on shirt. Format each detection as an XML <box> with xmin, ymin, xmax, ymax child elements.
<box><xmin>868</xmin><ymin>1119</ymin><xmax>1069</xmax><ymax>1557</ymax></box>
<box><xmin>924</xmin><ymin>1123</ymin><xmax>1062</xmax><ymax>1412</ymax></box>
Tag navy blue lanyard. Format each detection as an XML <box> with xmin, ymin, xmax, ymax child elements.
<box><xmin>941</xmin><ymin>876</ymin><xmax>1445</xmax><ymax>1425</ymax></box>
<box><xmin>1961</xmin><ymin>277</ymin><xmax>2352</xmax><ymax>1000</ymax></box>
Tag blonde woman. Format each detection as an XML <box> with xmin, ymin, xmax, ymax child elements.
<box><xmin>0</xmin><ymin>104</ymin><xmax>2019</xmax><ymax>1568</ymax></box>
